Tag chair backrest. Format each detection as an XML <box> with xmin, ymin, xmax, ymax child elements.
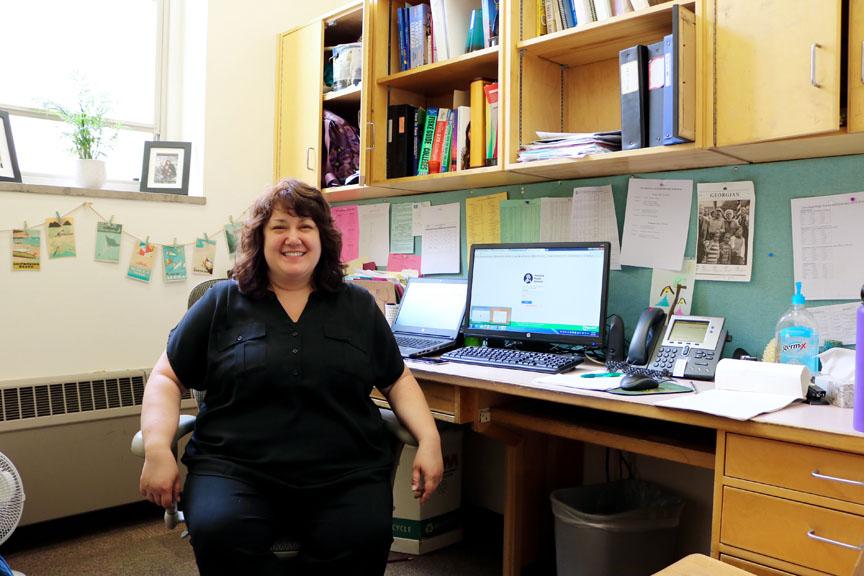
<box><xmin>188</xmin><ymin>278</ymin><xmax>227</xmax><ymax>309</ymax></box>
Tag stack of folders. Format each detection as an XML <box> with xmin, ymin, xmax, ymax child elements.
<box><xmin>618</xmin><ymin>4</ymin><xmax>696</xmax><ymax>150</ymax></box>
<box><xmin>517</xmin><ymin>131</ymin><xmax>621</xmax><ymax>162</ymax></box>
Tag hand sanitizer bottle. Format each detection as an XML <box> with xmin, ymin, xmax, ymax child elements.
<box><xmin>775</xmin><ymin>282</ymin><xmax>820</xmax><ymax>375</ymax></box>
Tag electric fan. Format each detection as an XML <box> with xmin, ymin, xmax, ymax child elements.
<box><xmin>0</xmin><ymin>451</ymin><xmax>26</xmax><ymax>576</ymax></box>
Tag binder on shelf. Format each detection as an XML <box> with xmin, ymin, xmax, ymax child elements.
<box><xmin>469</xmin><ymin>78</ymin><xmax>490</xmax><ymax>168</ymax></box>
<box><xmin>646</xmin><ymin>39</ymin><xmax>665</xmax><ymax>147</ymax></box>
<box><xmin>663</xmin><ymin>4</ymin><xmax>696</xmax><ymax>145</ymax></box>
<box><xmin>466</xmin><ymin>9</ymin><xmax>485</xmax><ymax>52</ymax></box>
<box><xmin>387</xmin><ymin>105</ymin><xmax>397</xmax><ymax>178</ymax></box>
<box><xmin>619</xmin><ymin>44</ymin><xmax>648</xmax><ymax>150</ymax></box>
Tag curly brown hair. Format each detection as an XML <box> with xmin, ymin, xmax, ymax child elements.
<box><xmin>233</xmin><ymin>179</ymin><xmax>345</xmax><ymax>298</ymax></box>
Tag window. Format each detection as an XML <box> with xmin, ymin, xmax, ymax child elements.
<box><xmin>0</xmin><ymin>0</ymin><xmax>166</xmax><ymax>185</ymax></box>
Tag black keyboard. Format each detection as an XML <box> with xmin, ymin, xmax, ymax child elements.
<box><xmin>440</xmin><ymin>346</ymin><xmax>583</xmax><ymax>374</ymax></box>
<box><xmin>395</xmin><ymin>335</ymin><xmax>441</xmax><ymax>349</ymax></box>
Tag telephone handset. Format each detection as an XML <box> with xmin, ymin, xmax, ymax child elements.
<box><xmin>627</xmin><ymin>307</ymin><xmax>667</xmax><ymax>365</ymax></box>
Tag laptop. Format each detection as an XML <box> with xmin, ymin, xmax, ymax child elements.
<box><xmin>391</xmin><ymin>278</ymin><xmax>468</xmax><ymax>358</ymax></box>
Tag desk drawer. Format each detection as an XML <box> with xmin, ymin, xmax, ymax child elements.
<box><xmin>726</xmin><ymin>434</ymin><xmax>864</xmax><ymax>505</ymax></box>
<box><xmin>371</xmin><ymin>380</ymin><xmax>458</xmax><ymax>419</ymax></box>
<box><xmin>719</xmin><ymin>556</ymin><xmax>797</xmax><ymax>576</ymax></box>
<box><xmin>721</xmin><ymin>487</ymin><xmax>863</xmax><ymax>574</ymax></box>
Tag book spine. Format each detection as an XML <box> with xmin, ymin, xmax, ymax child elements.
<box><xmin>397</xmin><ymin>8</ymin><xmax>409</xmax><ymax>71</ymax></box>
<box><xmin>537</xmin><ymin>0</ymin><xmax>548</xmax><ymax>36</ymax></box>
<box><xmin>484</xmin><ymin>83</ymin><xmax>499</xmax><ymax>165</ymax></box>
<box><xmin>411</xmin><ymin>108</ymin><xmax>426</xmax><ymax>176</ymax></box>
<box><xmin>416</xmin><ymin>107</ymin><xmax>439</xmax><ymax>175</ymax></box>
<box><xmin>469</xmin><ymin>79</ymin><xmax>488</xmax><ymax>168</ymax></box>
<box><xmin>428</xmin><ymin>108</ymin><xmax>450</xmax><ymax>174</ymax></box>
<box><xmin>455</xmin><ymin>106</ymin><xmax>471</xmax><ymax>170</ymax></box>
<box><xmin>442</xmin><ymin>113</ymin><xmax>455</xmax><ymax>172</ymax></box>
<box><xmin>386</xmin><ymin>105</ymin><xmax>396</xmax><ymax>178</ymax></box>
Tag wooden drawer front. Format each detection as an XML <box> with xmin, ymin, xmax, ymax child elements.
<box><xmin>721</xmin><ymin>487</ymin><xmax>864</xmax><ymax>574</ymax></box>
<box><xmin>719</xmin><ymin>555</ymin><xmax>797</xmax><ymax>576</ymax></box>
<box><xmin>726</xmin><ymin>434</ymin><xmax>864</xmax><ymax>505</ymax></box>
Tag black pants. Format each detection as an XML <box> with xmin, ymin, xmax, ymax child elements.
<box><xmin>182</xmin><ymin>473</ymin><xmax>393</xmax><ymax>576</ymax></box>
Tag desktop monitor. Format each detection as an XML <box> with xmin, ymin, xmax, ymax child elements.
<box><xmin>463</xmin><ymin>242</ymin><xmax>611</xmax><ymax>349</ymax></box>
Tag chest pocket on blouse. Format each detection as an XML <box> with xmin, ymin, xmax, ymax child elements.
<box><xmin>215</xmin><ymin>322</ymin><xmax>267</xmax><ymax>375</ymax></box>
<box><xmin>323</xmin><ymin>323</ymin><xmax>369</xmax><ymax>377</ymax></box>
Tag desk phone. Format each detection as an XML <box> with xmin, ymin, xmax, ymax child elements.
<box><xmin>649</xmin><ymin>315</ymin><xmax>727</xmax><ymax>380</ymax></box>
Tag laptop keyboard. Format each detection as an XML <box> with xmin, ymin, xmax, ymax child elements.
<box><xmin>440</xmin><ymin>346</ymin><xmax>583</xmax><ymax>374</ymax></box>
<box><xmin>395</xmin><ymin>335</ymin><xmax>442</xmax><ymax>350</ymax></box>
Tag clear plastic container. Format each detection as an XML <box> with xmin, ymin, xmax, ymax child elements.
<box><xmin>331</xmin><ymin>42</ymin><xmax>362</xmax><ymax>91</ymax></box>
<box><xmin>775</xmin><ymin>281</ymin><xmax>820</xmax><ymax>374</ymax></box>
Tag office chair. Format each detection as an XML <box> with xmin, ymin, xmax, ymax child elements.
<box><xmin>131</xmin><ymin>278</ymin><xmax>417</xmax><ymax>564</ymax></box>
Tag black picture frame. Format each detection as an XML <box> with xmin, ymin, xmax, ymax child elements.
<box><xmin>140</xmin><ymin>141</ymin><xmax>191</xmax><ymax>195</ymax></box>
<box><xmin>0</xmin><ymin>110</ymin><xmax>22</xmax><ymax>183</ymax></box>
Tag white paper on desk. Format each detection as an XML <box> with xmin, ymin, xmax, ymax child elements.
<box><xmin>540</xmin><ymin>197</ymin><xmax>572</xmax><ymax>241</ymax></box>
<box><xmin>619</xmin><ymin>178</ymin><xmax>692</xmax><ymax>270</ymax></box>
<box><xmin>791</xmin><ymin>192</ymin><xmax>864</xmax><ymax>300</ymax></box>
<box><xmin>358</xmin><ymin>203</ymin><xmax>390</xmax><ymax>267</ymax></box>
<box><xmin>809</xmin><ymin>302</ymin><xmax>860</xmax><ymax>345</ymax></box>
<box><xmin>656</xmin><ymin>389</ymin><xmax>801</xmax><ymax>421</ymax></box>
<box><xmin>533</xmin><ymin>370</ymin><xmax>623</xmax><ymax>391</ymax></box>
<box><xmin>571</xmin><ymin>185</ymin><xmax>621</xmax><ymax>270</ymax></box>
<box><xmin>420</xmin><ymin>202</ymin><xmax>461</xmax><ymax>274</ymax></box>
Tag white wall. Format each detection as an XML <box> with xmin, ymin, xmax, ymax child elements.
<box><xmin>0</xmin><ymin>0</ymin><xmax>347</xmax><ymax>382</ymax></box>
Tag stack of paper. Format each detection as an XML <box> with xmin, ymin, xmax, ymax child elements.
<box><xmin>656</xmin><ymin>359</ymin><xmax>810</xmax><ymax>421</ymax></box>
<box><xmin>517</xmin><ymin>131</ymin><xmax>622</xmax><ymax>162</ymax></box>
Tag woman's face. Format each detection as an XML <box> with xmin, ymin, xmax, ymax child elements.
<box><xmin>263</xmin><ymin>207</ymin><xmax>322</xmax><ymax>288</ymax></box>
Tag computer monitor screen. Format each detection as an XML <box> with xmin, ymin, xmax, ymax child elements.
<box><xmin>464</xmin><ymin>242</ymin><xmax>610</xmax><ymax>348</ymax></box>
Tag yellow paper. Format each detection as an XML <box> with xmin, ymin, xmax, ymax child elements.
<box><xmin>465</xmin><ymin>192</ymin><xmax>507</xmax><ymax>260</ymax></box>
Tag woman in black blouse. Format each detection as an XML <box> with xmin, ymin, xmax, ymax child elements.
<box><xmin>139</xmin><ymin>179</ymin><xmax>443</xmax><ymax>575</ymax></box>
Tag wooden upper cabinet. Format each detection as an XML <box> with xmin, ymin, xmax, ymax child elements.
<box><xmin>714</xmin><ymin>0</ymin><xmax>842</xmax><ymax>147</ymax></box>
<box><xmin>275</xmin><ymin>21</ymin><xmax>324</xmax><ymax>186</ymax></box>
<box><xmin>849</xmin><ymin>0</ymin><xmax>864</xmax><ymax>133</ymax></box>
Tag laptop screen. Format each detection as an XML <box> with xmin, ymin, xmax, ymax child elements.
<box><xmin>392</xmin><ymin>278</ymin><xmax>468</xmax><ymax>338</ymax></box>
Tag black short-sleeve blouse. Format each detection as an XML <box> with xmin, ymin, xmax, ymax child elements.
<box><xmin>166</xmin><ymin>280</ymin><xmax>405</xmax><ymax>488</ymax></box>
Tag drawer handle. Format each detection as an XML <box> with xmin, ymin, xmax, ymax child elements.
<box><xmin>811</xmin><ymin>469</ymin><xmax>864</xmax><ymax>487</ymax></box>
<box><xmin>806</xmin><ymin>530</ymin><xmax>863</xmax><ymax>551</ymax></box>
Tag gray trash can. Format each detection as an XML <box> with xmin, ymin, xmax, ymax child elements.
<box><xmin>550</xmin><ymin>479</ymin><xmax>684</xmax><ymax>576</ymax></box>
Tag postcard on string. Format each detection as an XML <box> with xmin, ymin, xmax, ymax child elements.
<box><xmin>12</xmin><ymin>228</ymin><xmax>40</xmax><ymax>271</ymax></box>
<box><xmin>45</xmin><ymin>215</ymin><xmax>76</xmax><ymax>259</ymax></box>
<box><xmin>224</xmin><ymin>221</ymin><xmax>243</xmax><ymax>256</ymax></box>
<box><xmin>193</xmin><ymin>237</ymin><xmax>216</xmax><ymax>275</ymax></box>
<box><xmin>163</xmin><ymin>245</ymin><xmax>188</xmax><ymax>282</ymax></box>
<box><xmin>95</xmin><ymin>222</ymin><xmax>123</xmax><ymax>263</ymax></box>
<box><xmin>650</xmin><ymin>258</ymin><xmax>696</xmax><ymax>315</ymax></box>
<box><xmin>127</xmin><ymin>241</ymin><xmax>156</xmax><ymax>282</ymax></box>
<box><xmin>695</xmin><ymin>181</ymin><xmax>755</xmax><ymax>282</ymax></box>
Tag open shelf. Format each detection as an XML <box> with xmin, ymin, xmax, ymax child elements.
<box><xmin>372</xmin><ymin>165</ymin><xmax>542</xmax><ymax>193</ymax></box>
<box><xmin>378</xmin><ymin>46</ymin><xmax>499</xmax><ymax>93</ymax></box>
<box><xmin>323</xmin><ymin>84</ymin><xmax>362</xmax><ymax>103</ymax></box>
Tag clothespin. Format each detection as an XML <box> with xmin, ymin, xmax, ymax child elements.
<box><xmin>22</xmin><ymin>220</ymin><xmax>28</xmax><ymax>232</ymax></box>
<box><xmin>519</xmin><ymin>186</ymin><xmax>525</xmax><ymax>196</ymax></box>
<box><xmin>55</xmin><ymin>211</ymin><xmax>62</xmax><ymax>222</ymax></box>
<box><xmin>173</xmin><ymin>237</ymin><xmax>178</xmax><ymax>248</ymax></box>
<box><xmin>144</xmin><ymin>236</ymin><xmax>150</xmax><ymax>246</ymax></box>
<box><xmin>203</xmin><ymin>232</ymin><xmax>209</xmax><ymax>243</ymax></box>
<box><xmin>108</xmin><ymin>215</ymin><xmax>114</xmax><ymax>225</ymax></box>
<box><xmin>229</xmin><ymin>215</ymin><xmax>234</xmax><ymax>225</ymax></box>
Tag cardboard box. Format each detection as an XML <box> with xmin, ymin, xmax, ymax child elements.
<box><xmin>390</xmin><ymin>425</ymin><xmax>463</xmax><ymax>555</ymax></box>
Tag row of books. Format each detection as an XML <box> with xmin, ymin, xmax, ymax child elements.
<box><xmin>386</xmin><ymin>80</ymin><xmax>499</xmax><ymax>178</ymax></box>
<box><xmin>538</xmin><ymin>0</ymin><xmax>658</xmax><ymax>35</ymax></box>
<box><xmin>395</xmin><ymin>0</ymin><xmax>499</xmax><ymax>72</ymax></box>
<box><xmin>619</xmin><ymin>4</ymin><xmax>695</xmax><ymax>150</ymax></box>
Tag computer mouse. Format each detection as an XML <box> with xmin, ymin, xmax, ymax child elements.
<box><xmin>619</xmin><ymin>374</ymin><xmax>660</xmax><ymax>391</ymax></box>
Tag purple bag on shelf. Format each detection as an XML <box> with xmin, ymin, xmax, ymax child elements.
<box><xmin>322</xmin><ymin>109</ymin><xmax>360</xmax><ymax>188</ymax></box>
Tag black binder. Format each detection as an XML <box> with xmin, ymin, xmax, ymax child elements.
<box><xmin>663</xmin><ymin>4</ymin><xmax>696</xmax><ymax>145</ymax></box>
<box><xmin>647</xmin><ymin>39</ymin><xmax>666</xmax><ymax>147</ymax></box>
<box><xmin>619</xmin><ymin>44</ymin><xmax>648</xmax><ymax>150</ymax></box>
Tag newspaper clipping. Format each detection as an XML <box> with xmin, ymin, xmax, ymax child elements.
<box><xmin>695</xmin><ymin>181</ymin><xmax>755</xmax><ymax>282</ymax></box>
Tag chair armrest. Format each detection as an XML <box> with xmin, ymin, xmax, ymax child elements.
<box><xmin>130</xmin><ymin>414</ymin><xmax>197</xmax><ymax>457</ymax></box>
<box><xmin>379</xmin><ymin>407</ymin><xmax>417</xmax><ymax>447</ymax></box>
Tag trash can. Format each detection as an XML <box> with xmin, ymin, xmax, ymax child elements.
<box><xmin>550</xmin><ymin>479</ymin><xmax>684</xmax><ymax>576</ymax></box>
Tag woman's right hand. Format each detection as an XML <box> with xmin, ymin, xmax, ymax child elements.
<box><xmin>140</xmin><ymin>448</ymin><xmax>181</xmax><ymax>508</ymax></box>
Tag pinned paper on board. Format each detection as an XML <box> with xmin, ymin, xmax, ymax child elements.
<box><xmin>695</xmin><ymin>181</ymin><xmax>755</xmax><ymax>282</ymax></box>
<box><xmin>650</xmin><ymin>258</ymin><xmax>696</xmax><ymax>315</ymax></box>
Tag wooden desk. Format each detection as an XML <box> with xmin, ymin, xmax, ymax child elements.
<box><xmin>392</xmin><ymin>360</ymin><xmax>864</xmax><ymax>576</ymax></box>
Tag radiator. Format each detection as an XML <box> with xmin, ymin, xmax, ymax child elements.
<box><xmin>0</xmin><ymin>370</ymin><xmax>196</xmax><ymax>526</ymax></box>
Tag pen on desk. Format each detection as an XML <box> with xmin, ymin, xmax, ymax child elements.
<box><xmin>581</xmin><ymin>372</ymin><xmax>622</xmax><ymax>379</ymax></box>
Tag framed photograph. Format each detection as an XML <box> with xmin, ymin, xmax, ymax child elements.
<box><xmin>0</xmin><ymin>110</ymin><xmax>22</xmax><ymax>183</ymax></box>
<box><xmin>140</xmin><ymin>141</ymin><xmax>191</xmax><ymax>195</ymax></box>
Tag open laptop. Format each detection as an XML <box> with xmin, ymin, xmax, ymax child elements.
<box><xmin>391</xmin><ymin>278</ymin><xmax>468</xmax><ymax>358</ymax></box>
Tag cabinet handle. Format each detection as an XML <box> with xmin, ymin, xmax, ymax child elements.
<box><xmin>810</xmin><ymin>43</ymin><xmax>821</xmax><ymax>88</ymax></box>
<box><xmin>306</xmin><ymin>147</ymin><xmax>314</xmax><ymax>171</ymax></box>
<box><xmin>806</xmin><ymin>530</ymin><xmax>863</xmax><ymax>551</ymax></box>
<box><xmin>811</xmin><ymin>469</ymin><xmax>864</xmax><ymax>486</ymax></box>
<box><xmin>366</xmin><ymin>121</ymin><xmax>375</xmax><ymax>151</ymax></box>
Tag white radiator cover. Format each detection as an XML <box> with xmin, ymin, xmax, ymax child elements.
<box><xmin>0</xmin><ymin>370</ymin><xmax>196</xmax><ymax>526</ymax></box>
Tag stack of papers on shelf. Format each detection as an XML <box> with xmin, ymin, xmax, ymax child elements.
<box><xmin>656</xmin><ymin>359</ymin><xmax>811</xmax><ymax>421</ymax></box>
<box><xmin>517</xmin><ymin>131</ymin><xmax>622</xmax><ymax>162</ymax></box>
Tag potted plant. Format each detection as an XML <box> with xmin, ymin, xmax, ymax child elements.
<box><xmin>49</xmin><ymin>88</ymin><xmax>115</xmax><ymax>189</ymax></box>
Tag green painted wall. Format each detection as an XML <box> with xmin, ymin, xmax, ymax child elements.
<box><xmin>340</xmin><ymin>154</ymin><xmax>864</xmax><ymax>358</ymax></box>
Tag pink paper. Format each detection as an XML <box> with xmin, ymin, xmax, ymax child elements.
<box><xmin>387</xmin><ymin>253</ymin><xmax>421</xmax><ymax>272</ymax></box>
<box><xmin>331</xmin><ymin>205</ymin><xmax>359</xmax><ymax>263</ymax></box>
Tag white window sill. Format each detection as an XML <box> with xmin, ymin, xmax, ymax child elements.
<box><xmin>0</xmin><ymin>180</ymin><xmax>206</xmax><ymax>205</ymax></box>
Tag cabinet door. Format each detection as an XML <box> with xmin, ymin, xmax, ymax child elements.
<box><xmin>275</xmin><ymin>21</ymin><xmax>323</xmax><ymax>186</ymax></box>
<box><xmin>850</xmin><ymin>0</ymin><xmax>864</xmax><ymax>133</ymax></box>
<box><xmin>715</xmin><ymin>0</ymin><xmax>841</xmax><ymax>146</ymax></box>
<box><xmin>358</xmin><ymin>2</ymin><xmax>373</xmax><ymax>184</ymax></box>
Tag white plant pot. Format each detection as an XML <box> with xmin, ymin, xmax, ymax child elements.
<box><xmin>76</xmin><ymin>158</ymin><xmax>107</xmax><ymax>189</ymax></box>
